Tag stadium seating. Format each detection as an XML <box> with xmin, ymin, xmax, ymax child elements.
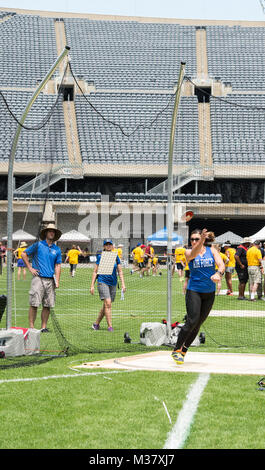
<box><xmin>0</xmin><ymin>13</ymin><xmax>57</xmax><ymax>87</ymax></box>
<box><xmin>64</xmin><ymin>19</ymin><xmax>197</xmax><ymax>90</ymax></box>
<box><xmin>75</xmin><ymin>93</ymin><xmax>200</xmax><ymax>166</ymax></box>
<box><xmin>13</xmin><ymin>191</ymin><xmax>102</xmax><ymax>201</ymax></box>
<box><xmin>0</xmin><ymin>11</ymin><xmax>264</xmax><ymax>193</ymax></box>
<box><xmin>210</xmin><ymin>94</ymin><xmax>265</xmax><ymax>165</ymax></box>
<box><xmin>0</xmin><ymin>91</ymin><xmax>68</xmax><ymax>163</ymax></box>
<box><xmin>206</xmin><ymin>26</ymin><xmax>265</xmax><ymax>91</ymax></box>
<box><xmin>115</xmin><ymin>192</ymin><xmax>222</xmax><ymax>203</ymax></box>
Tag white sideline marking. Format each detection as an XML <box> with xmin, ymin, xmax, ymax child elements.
<box><xmin>0</xmin><ymin>369</ymin><xmax>131</xmax><ymax>385</ymax></box>
<box><xmin>210</xmin><ymin>310</ymin><xmax>265</xmax><ymax>317</ymax></box>
<box><xmin>163</xmin><ymin>373</ymin><xmax>210</xmax><ymax>450</ymax></box>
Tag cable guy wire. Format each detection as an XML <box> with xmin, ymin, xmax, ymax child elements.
<box><xmin>0</xmin><ymin>63</ymin><xmax>69</xmax><ymax>131</ymax></box>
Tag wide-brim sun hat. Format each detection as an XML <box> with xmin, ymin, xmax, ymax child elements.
<box><xmin>19</xmin><ymin>241</ymin><xmax>28</xmax><ymax>248</ymax></box>
<box><xmin>243</xmin><ymin>237</ymin><xmax>252</xmax><ymax>243</ymax></box>
<box><xmin>40</xmin><ymin>223</ymin><xmax>62</xmax><ymax>241</ymax></box>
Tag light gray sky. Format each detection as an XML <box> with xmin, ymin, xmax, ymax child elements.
<box><xmin>0</xmin><ymin>0</ymin><xmax>264</xmax><ymax>21</ymax></box>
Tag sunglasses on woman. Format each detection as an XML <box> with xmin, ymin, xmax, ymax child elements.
<box><xmin>190</xmin><ymin>237</ymin><xmax>200</xmax><ymax>242</ymax></box>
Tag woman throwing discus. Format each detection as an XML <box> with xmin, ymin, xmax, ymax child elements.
<box><xmin>171</xmin><ymin>228</ymin><xmax>225</xmax><ymax>365</ymax></box>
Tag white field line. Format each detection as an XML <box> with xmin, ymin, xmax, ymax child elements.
<box><xmin>10</xmin><ymin>308</ymin><xmax>265</xmax><ymax>318</ymax></box>
<box><xmin>163</xmin><ymin>373</ymin><xmax>210</xmax><ymax>450</ymax></box>
<box><xmin>0</xmin><ymin>369</ymin><xmax>133</xmax><ymax>385</ymax></box>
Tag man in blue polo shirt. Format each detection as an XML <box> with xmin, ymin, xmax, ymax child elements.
<box><xmin>22</xmin><ymin>223</ymin><xmax>62</xmax><ymax>332</ymax></box>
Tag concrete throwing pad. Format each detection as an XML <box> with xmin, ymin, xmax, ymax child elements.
<box><xmin>75</xmin><ymin>351</ymin><xmax>265</xmax><ymax>375</ymax></box>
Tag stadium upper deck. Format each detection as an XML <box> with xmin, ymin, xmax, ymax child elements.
<box><xmin>0</xmin><ymin>8</ymin><xmax>264</xmax><ymax>204</ymax></box>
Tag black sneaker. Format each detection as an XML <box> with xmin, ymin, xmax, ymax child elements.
<box><xmin>40</xmin><ymin>328</ymin><xmax>49</xmax><ymax>333</ymax></box>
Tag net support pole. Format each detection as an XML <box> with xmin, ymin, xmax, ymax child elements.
<box><xmin>166</xmin><ymin>61</ymin><xmax>186</xmax><ymax>341</ymax></box>
<box><xmin>6</xmin><ymin>46</ymin><xmax>70</xmax><ymax>330</ymax></box>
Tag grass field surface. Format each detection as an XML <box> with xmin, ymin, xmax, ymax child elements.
<box><xmin>0</xmin><ymin>265</ymin><xmax>265</xmax><ymax>450</ymax></box>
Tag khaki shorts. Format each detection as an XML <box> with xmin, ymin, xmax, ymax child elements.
<box><xmin>248</xmin><ymin>266</ymin><xmax>262</xmax><ymax>284</ymax></box>
<box><xmin>29</xmin><ymin>276</ymin><xmax>56</xmax><ymax>308</ymax></box>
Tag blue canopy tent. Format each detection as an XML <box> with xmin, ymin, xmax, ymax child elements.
<box><xmin>147</xmin><ymin>227</ymin><xmax>183</xmax><ymax>246</ymax></box>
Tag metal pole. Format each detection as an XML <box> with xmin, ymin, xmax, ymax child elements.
<box><xmin>166</xmin><ymin>61</ymin><xmax>186</xmax><ymax>340</ymax></box>
<box><xmin>6</xmin><ymin>46</ymin><xmax>70</xmax><ymax>329</ymax></box>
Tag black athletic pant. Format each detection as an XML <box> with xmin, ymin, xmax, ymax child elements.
<box><xmin>174</xmin><ymin>289</ymin><xmax>215</xmax><ymax>350</ymax></box>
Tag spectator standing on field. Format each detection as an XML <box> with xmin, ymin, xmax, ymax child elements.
<box><xmin>246</xmin><ymin>240</ymin><xmax>263</xmax><ymax>301</ymax></box>
<box><xmin>235</xmin><ymin>237</ymin><xmax>251</xmax><ymax>300</ymax></box>
<box><xmin>14</xmin><ymin>241</ymin><xmax>28</xmax><ymax>280</ymax></box>
<box><xmin>113</xmin><ymin>244</ymin><xmax>123</xmax><ymax>260</ymax></box>
<box><xmin>142</xmin><ymin>243</ymin><xmax>154</xmax><ymax>276</ymax></box>
<box><xmin>257</xmin><ymin>242</ymin><xmax>265</xmax><ymax>299</ymax></box>
<box><xmin>130</xmin><ymin>243</ymin><xmax>145</xmax><ymax>276</ymax></box>
<box><xmin>223</xmin><ymin>241</ymin><xmax>236</xmax><ymax>296</ymax></box>
<box><xmin>172</xmin><ymin>245</ymin><xmax>186</xmax><ymax>281</ymax></box>
<box><xmin>65</xmin><ymin>244</ymin><xmax>84</xmax><ymax>277</ymax></box>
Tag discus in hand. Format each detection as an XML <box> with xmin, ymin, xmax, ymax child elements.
<box><xmin>180</xmin><ymin>210</ymin><xmax>194</xmax><ymax>223</ymax></box>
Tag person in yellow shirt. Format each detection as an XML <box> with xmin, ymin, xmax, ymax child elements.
<box><xmin>172</xmin><ymin>245</ymin><xmax>186</xmax><ymax>280</ymax></box>
<box><xmin>151</xmin><ymin>255</ymin><xmax>159</xmax><ymax>275</ymax></box>
<box><xmin>222</xmin><ymin>241</ymin><xmax>236</xmax><ymax>295</ymax></box>
<box><xmin>14</xmin><ymin>241</ymin><xmax>28</xmax><ymax>280</ymax></box>
<box><xmin>246</xmin><ymin>240</ymin><xmax>263</xmax><ymax>301</ymax></box>
<box><xmin>130</xmin><ymin>243</ymin><xmax>144</xmax><ymax>276</ymax></box>
<box><xmin>65</xmin><ymin>245</ymin><xmax>84</xmax><ymax>277</ymax></box>
<box><xmin>113</xmin><ymin>244</ymin><xmax>123</xmax><ymax>260</ymax></box>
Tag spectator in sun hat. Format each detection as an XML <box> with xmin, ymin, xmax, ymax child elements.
<box><xmin>235</xmin><ymin>237</ymin><xmax>251</xmax><ymax>300</ymax></box>
<box><xmin>21</xmin><ymin>223</ymin><xmax>62</xmax><ymax>332</ymax></box>
<box><xmin>14</xmin><ymin>241</ymin><xmax>28</xmax><ymax>280</ymax></box>
<box><xmin>90</xmin><ymin>239</ymin><xmax>126</xmax><ymax>332</ymax></box>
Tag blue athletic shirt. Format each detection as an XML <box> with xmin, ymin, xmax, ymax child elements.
<box><xmin>187</xmin><ymin>246</ymin><xmax>216</xmax><ymax>293</ymax></box>
<box><xmin>25</xmin><ymin>240</ymin><xmax>62</xmax><ymax>278</ymax></box>
<box><xmin>96</xmin><ymin>255</ymin><xmax>120</xmax><ymax>286</ymax></box>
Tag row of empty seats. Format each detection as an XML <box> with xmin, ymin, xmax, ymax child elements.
<box><xmin>65</xmin><ymin>19</ymin><xmax>196</xmax><ymax>90</ymax></box>
<box><xmin>0</xmin><ymin>12</ymin><xmax>264</xmax><ymax>92</ymax></box>
<box><xmin>75</xmin><ymin>93</ymin><xmax>200</xmax><ymax>165</ymax></box>
<box><xmin>207</xmin><ymin>26</ymin><xmax>265</xmax><ymax>91</ymax></box>
<box><xmin>115</xmin><ymin>192</ymin><xmax>222</xmax><ymax>202</ymax></box>
<box><xmin>13</xmin><ymin>191</ymin><xmax>102</xmax><ymax>201</ymax></box>
<box><xmin>210</xmin><ymin>94</ymin><xmax>265</xmax><ymax>165</ymax></box>
<box><xmin>0</xmin><ymin>13</ymin><xmax>58</xmax><ymax>87</ymax></box>
<box><xmin>0</xmin><ymin>91</ymin><xmax>68</xmax><ymax>163</ymax></box>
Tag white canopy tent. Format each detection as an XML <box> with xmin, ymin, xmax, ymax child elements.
<box><xmin>215</xmin><ymin>231</ymin><xmax>243</xmax><ymax>245</ymax></box>
<box><xmin>59</xmin><ymin>230</ymin><xmax>91</xmax><ymax>243</ymax></box>
<box><xmin>2</xmin><ymin>229</ymin><xmax>36</xmax><ymax>242</ymax></box>
<box><xmin>249</xmin><ymin>226</ymin><xmax>265</xmax><ymax>241</ymax></box>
